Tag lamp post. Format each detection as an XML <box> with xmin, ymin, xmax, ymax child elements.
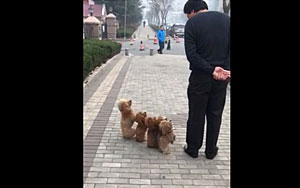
<box><xmin>124</xmin><ymin>0</ymin><xmax>127</xmax><ymax>40</ymax></box>
<box><xmin>109</xmin><ymin>7</ymin><xmax>113</xmax><ymax>14</ymax></box>
<box><xmin>89</xmin><ymin>5</ymin><xmax>93</xmax><ymax>16</ymax></box>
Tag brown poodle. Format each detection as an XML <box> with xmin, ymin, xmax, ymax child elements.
<box><xmin>118</xmin><ymin>99</ymin><xmax>136</xmax><ymax>139</ymax></box>
<box><xmin>145</xmin><ymin>116</ymin><xmax>167</xmax><ymax>148</ymax></box>
<box><xmin>157</xmin><ymin>120</ymin><xmax>176</xmax><ymax>154</ymax></box>
<box><xmin>135</xmin><ymin>112</ymin><xmax>147</xmax><ymax>142</ymax></box>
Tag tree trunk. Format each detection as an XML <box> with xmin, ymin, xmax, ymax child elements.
<box><xmin>161</xmin><ymin>10</ymin><xmax>167</xmax><ymax>26</ymax></box>
<box><xmin>160</xmin><ymin>11</ymin><xmax>164</xmax><ymax>26</ymax></box>
<box><xmin>157</xmin><ymin>17</ymin><xmax>160</xmax><ymax>26</ymax></box>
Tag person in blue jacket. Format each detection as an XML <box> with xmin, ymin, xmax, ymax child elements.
<box><xmin>156</xmin><ymin>25</ymin><xmax>165</xmax><ymax>54</ymax></box>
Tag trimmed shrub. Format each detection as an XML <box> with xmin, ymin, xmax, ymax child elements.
<box><xmin>83</xmin><ymin>39</ymin><xmax>121</xmax><ymax>81</ymax></box>
<box><xmin>117</xmin><ymin>27</ymin><xmax>136</xmax><ymax>38</ymax></box>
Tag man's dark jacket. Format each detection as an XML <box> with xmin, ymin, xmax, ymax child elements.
<box><xmin>184</xmin><ymin>11</ymin><xmax>230</xmax><ymax>75</ymax></box>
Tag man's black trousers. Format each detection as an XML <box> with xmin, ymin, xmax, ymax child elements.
<box><xmin>158</xmin><ymin>42</ymin><xmax>164</xmax><ymax>54</ymax></box>
<box><xmin>186</xmin><ymin>71</ymin><xmax>229</xmax><ymax>155</ymax></box>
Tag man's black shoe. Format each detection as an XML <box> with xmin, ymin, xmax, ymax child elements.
<box><xmin>183</xmin><ymin>145</ymin><xmax>198</xmax><ymax>158</ymax></box>
<box><xmin>205</xmin><ymin>147</ymin><xmax>219</xmax><ymax>160</ymax></box>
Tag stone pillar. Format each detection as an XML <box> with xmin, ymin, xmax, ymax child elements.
<box><xmin>84</xmin><ymin>16</ymin><xmax>101</xmax><ymax>39</ymax></box>
<box><xmin>150</xmin><ymin>49</ymin><xmax>154</xmax><ymax>56</ymax></box>
<box><xmin>105</xmin><ymin>13</ymin><xmax>117</xmax><ymax>40</ymax></box>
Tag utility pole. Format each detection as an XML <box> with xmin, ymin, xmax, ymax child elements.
<box><xmin>124</xmin><ymin>0</ymin><xmax>127</xmax><ymax>40</ymax></box>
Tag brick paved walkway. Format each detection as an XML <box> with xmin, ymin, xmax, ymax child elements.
<box><xmin>83</xmin><ymin>54</ymin><xmax>230</xmax><ymax>188</ymax></box>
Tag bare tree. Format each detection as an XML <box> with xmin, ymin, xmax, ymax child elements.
<box><xmin>148</xmin><ymin>0</ymin><xmax>172</xmax><ymax>26</ymax></box>
<box><xmin>160</xmin><ymin>0</ymin><xmax>172</xmax><ymax>26</ymax></box>
<box><xmin>145</xmin><ymin>11</ymin><xmax>152</xmax><ymax>24</ymax></box>
<box><xmin>149</xmin><ymin>0</ymin><xmax>161</xmax><ymax>25</ymax></box>
<box><xmin>223</xmin><ymin>0</ymin><xmax>230</xmax><ymax>14</ymax></box>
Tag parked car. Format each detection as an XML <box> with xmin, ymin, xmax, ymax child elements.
<box><xmin>169</xmin><ymin>23</ymin><xmax>185</xmax><ymax>38</ymax></box>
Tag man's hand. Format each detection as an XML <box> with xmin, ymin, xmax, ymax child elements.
<box><xmin>213</xmin><ymin>67</ymin><xmax>231</xmax><ymax>80</ymax></box>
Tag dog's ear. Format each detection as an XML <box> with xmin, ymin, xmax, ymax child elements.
<box><xmin>159</xmin><ymin>123</ymin><xmax>163</xmax><ymax>133</ymax></box>
<box><xmin>169</xmin><ymin>120</ymin><xmax>173</xmax><ymax>128</ymax></box>
<box><xmin>166</xmin><ymin>123</ymin><xmax>173</xmax><ymax>135</ymax></box>
<box><xmin>119</xmin><ymin>102</ymin><xmax>125</xmax><ymax>111</ymax></box>
<box><xmin>160</xmin><ymin>121</ymin><xmax>171</xmax><ymax>135</ymax></box>
<box><xmin>128</xmin><ymin>99</ymin><xmax>132</xmax><ymax>106</ymax></box>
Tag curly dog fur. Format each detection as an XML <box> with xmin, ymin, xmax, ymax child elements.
<box><xmin>118</xmin><ymin>99</ymin><xmax>136</xmax><ymax>139</ymax></box>
<box><xmin>157</xmin><ymin>120</ymin><xmax>176</xmax><ymax>154</ymax></box>
<box><xmin>145</xmin><ymin>116</ymin><xmax>167</xmax><ymax>148</ymax></box>
<box><xmin>135</xmin><ymin>112</ymin><xmax>147</xmax><ymax>142</ymax></box>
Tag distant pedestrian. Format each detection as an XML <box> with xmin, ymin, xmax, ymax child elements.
<box><xmin>156</xmin><ymin>25</ymin><xmax>165</xmax><ymax>54</ymax></box>
<box><xmin>143</xmin><ymin>21</ymin><xmax>146</xmax><ymax>27</ymax></box>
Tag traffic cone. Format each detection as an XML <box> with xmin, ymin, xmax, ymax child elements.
<box><xmin>153</xmin><ymin>35</ymin><xmax>158</xmax><ymax>44</ymax></box>
<box><xmin>175</xmin><ymin>35</ymin><xmax>180</xmax><ymax>43</ymax></box>
<box><xmin>140</xmin><ymin>41</ymin><xmax>144</xmax><ymax>51</ymax></box>
<box><xmin>130</xmin><ymin>37</ymin><xmax>134</xmax><ymax>45</ymax></box>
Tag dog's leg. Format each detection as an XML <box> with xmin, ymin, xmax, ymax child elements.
<box><xmin>122</xmin><ymin>127</ymin><xmax>135</xmax><ymax>139</ymax></box>
<box><xmin>159</xmin><ymin>136</ymin><xmax>170</xmax><ymax>154</ymax></box>
<box><xmin>129</xmin><ymin>128</ymin><xmax>136</xmax><ymax>138</ymax></box>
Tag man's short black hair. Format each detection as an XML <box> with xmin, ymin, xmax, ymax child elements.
<box><xmin>183</xmin><ymin>0</ymin><xmax>208</xmax><ymax>14</ymax></box>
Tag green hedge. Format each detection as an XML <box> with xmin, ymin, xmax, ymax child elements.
<box><xmin>83</xmin><ymin>39</ymin><xmax>121</xmax><ymax>81</ymax></box>
<box><xmin>117</xmin><ymin>27</ymin><xmax>136</xmax><ymax>38</ymax></box>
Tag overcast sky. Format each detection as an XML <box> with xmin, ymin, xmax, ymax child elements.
<box><xmin>141</xmin><ymin>0</ymin><xmax>224</xmax><ymax>24</ymax></box>
<box><xmin>140</xmin><ymin>0</ymin><xmax>222</xmax><ymax>11</ymax></box>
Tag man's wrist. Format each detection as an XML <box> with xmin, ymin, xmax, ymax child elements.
<box><xmin>210</xmin><ymin>67</ymin><xmax>215</xmax><ymax>76</ymax></box>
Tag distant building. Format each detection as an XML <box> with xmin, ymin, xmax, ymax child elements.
<box><xmin>83</xmin><ymin>0</ymin><xmax>107</xmax><ymax>22</ymax></box>
<box><xmin>83</xmin><ymin>0</ymin><xmax>95</xmax><ymax>5</ymax></box>
<box><xmin>83</xmin><ymin>0</ymin><xmax>107</xmax><ymax>39</ymax></box>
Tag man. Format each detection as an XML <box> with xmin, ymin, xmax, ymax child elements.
<box><xmin>156</xmin><ymin>25</ymin><xmax>165</xmax><ymax>54</ymax></box>
<box><xmin>183</xmin><ymin>0</ymin><xmax>231</xmax><ymax>159</ymax></box>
